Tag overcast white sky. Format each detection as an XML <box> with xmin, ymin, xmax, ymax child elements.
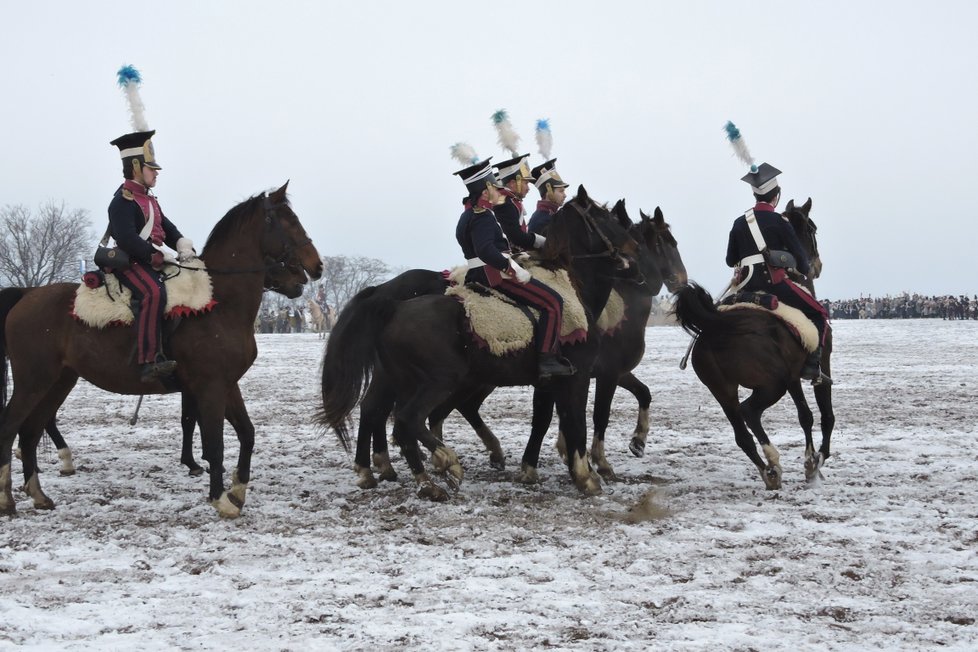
<box><xmin>2</xmin><ymin>1</ymin><xmax>976</xmax><ymax>299</ymax></box>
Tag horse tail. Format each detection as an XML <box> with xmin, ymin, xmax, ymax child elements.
<box><xmin>672</xmin><ymin>282</ymin><xmax>724</xmax><ymax>337</ymax></box>
<box><xmin>318</xmin><ymin>285</ymin><xmax>397</xmax><ymax>451</ymax></box>
<box><xmin>0</xmin><ymin>287</ymin><xmax>27</xmax><ymax>409</ymax></box>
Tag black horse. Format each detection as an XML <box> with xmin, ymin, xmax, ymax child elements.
<box><xmin>672</xmin><ymin>199</ymin><xmax>833</xmax><ymax>488</ymax></box>
<box><xmin>320</xmin><ymin>187</ymin><xmax>638</xmax><ymax>501</ymax></box>
<box><xmin>545</xmin><ymin>202</ymin><xmax>687</xmax><ymax>479</ymax></box>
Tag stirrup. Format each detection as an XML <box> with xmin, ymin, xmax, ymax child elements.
<box><xmin>811</xmin><ymin>372</ymin><xmax>833</xmax><ymax>387</ymax></box>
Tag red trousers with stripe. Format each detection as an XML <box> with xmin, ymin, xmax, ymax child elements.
<box><xmin>115</xmin><ymin>261</ymin><xmax>167</xmax><ymax>364</ymax></box>
<box><xmin>492</xmin><ymin>277</ymin><xmax>564</xmax><ymax>353</ymax></box>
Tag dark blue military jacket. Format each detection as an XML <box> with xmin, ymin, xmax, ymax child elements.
<box><xmin>493</xmin><ymin>193</ymin><xmax>536</xmax><ymax>252</ymax></box>
<box><xmin>726</xmin><ymin>205</ymin><xmax>810</xmax><ymax>292</ymax></box>
<box><xmin>108</xmin><ymin>184</ymin><xmax>183</xmax><ymax>265</ymax></box>
<box><xmin>528</xmin><ymin>200</ymin><xmax>559</xmax><ymax>235</ymax></box>
<box><xmin>456</xmin><ymin>206</ymin><xmax>511</xmax><ymax>286</ymax></box>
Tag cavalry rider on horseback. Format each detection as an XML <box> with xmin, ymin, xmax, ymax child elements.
<box><xmin>454</xmin><ymin>159</ymin><xmax>575</xmax><ymax>379</ymax></box>
<box><xmin>725</xmin><ymin>161</ymin><xmax>831</xmax><ymax>385</ymax></box>
<box><xmin>492</xmin><ymin>154</ymin><xmax>547</xmax><ymax>254</ymax></box>
<box><xmin>107</xmin><ymin>131</ymin><xmax>193</xmax><ymax>382</ymax></box>
<box><xmin>527</xmin><ymin>159</ymin><xmax>570</xmax><ymax>235</ymax></box>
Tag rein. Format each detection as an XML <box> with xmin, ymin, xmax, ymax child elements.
<box><xmin>166</xmin><ymin>196</ymin><xmax>308</xmax><ymax>286</ymax></box>
<box><xmin>564</xmin><ymin>201</ymin><xmax>621</xmax><ymax>261</ymax></box>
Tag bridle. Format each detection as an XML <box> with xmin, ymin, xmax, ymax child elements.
<box><xmin>169</xmin><ymin>195</ymin><xmax>311</xmax><ymax>288</ymax></box>
<box><xmin>563</xmin><ymin>200</ymin><xmax>625</xmax><ymax>262</ymax></box>
<box><xmin>785</xmin><ymin>207</ymin><xmax>819</xmax><ymax>260</ymax></box>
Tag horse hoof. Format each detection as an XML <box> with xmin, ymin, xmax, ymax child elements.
<box><xmin>516</xmin><ymin>464</ymin><xmax>540</xmax><ymax>485</ymax></box>
<box><xmin>356</xmin><ymin>474</ymin><xmax>378</xmax><ymax>490</ymax></box>
<box><xmin>188</xmin><ymin>467</ymin><xmax>205</xmax><ymax>477</ymax></box>
<box><xmin>763</xmin><ymin>466</ymin><xmax>783</xmax><ymax>490</ymax></box>
<box><xmin>59</xmin><ymin>469</ymin><xmax>76</xmax><ymax>477</ymax></box>
<box><xmin>377</xmin><ymin>468</ymin><xmax>397</xmax><ymax>482</ymax></box>
<box><xmin>596</xmin><ymin>466</ymin><xmax>618</xmax><ymax>482</ymax></box>
<box><xmin>0</xmin><ymin>503</ymin><xmax>15</xmax><ymax>516</ymax></box>
<box><xmin>34</xmin><ymin>497</ymin><xmax>56</xmax><ymax>510</ymax></box>
<box><xmin>629</xmin><ymin>438</ymin><xmax>646</xmax><ymax>458</ymax></box>
<box><xmin>211</xmin><ymin>492</ymin><xmax>243</xmax><ymax>518</ymax></box>
<box><xmin>489</xmin><ymin>453</ymin><xmax>506</xmax><ymax>471</ymax></box>
<box><xmin>576</xmin><ymin>476</ymin><xmax>603</xmax><ymax>496</ymax></box>
<box><xmin>417</xmin><ymin>483</ymin><xmax>449</xmax><ymax>502</ymax></box>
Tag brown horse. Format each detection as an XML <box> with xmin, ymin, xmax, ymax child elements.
<box><xmin>673</xmin><ymin>198</ymin><xmax>833</xmax><ymax>489</ymax></box>
<box><xmin>0</xmin><ymin>182</ymin><xmax>322</xmax><ymax>517</ymax></box>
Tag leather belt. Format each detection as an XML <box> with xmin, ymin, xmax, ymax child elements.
<box><xmin>737</xmin><ymin>254</ymin><xmax>766</xmax><ymax>267</ymax></box>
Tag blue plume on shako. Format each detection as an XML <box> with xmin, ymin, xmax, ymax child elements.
<box><xmin>117</xmin><ymin>64</ymin><xmax>149</xmax><ymax>131</ymax></box>
<box><xmin>535</xmin><ymin>118</ymin><xmax>553</xmax><ymax>160</ymax></box>
<box><xmin>724</xmin><ymin>120</ymin><xmax>756</xmax><ymax>173</ymax></box>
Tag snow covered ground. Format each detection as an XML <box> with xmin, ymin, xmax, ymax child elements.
<box><xmin>2</xmin><ymin>319</ymin><xmax>977</xmax><ymax>650</ymax></box>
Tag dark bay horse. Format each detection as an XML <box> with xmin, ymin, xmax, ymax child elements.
<box><xmin>0</xmin><ymin>182</ymin><xmax>323</xmax><ymax>517</ymax></box>
<box><xmin>672</xmin><ymin>198</ymin><xmax>833</xmax><ymax>489</ymax></box>
<box><xmin>782</xmin><ymin>198</ymin><xmax>834</xmax><ymax>480</ymax></box>
<box><xmin>320</xmin><ymin>187</ymin><xmax>638</xmax><ymax>501</ymax></box>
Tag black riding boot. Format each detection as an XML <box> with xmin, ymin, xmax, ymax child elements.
<box><xmin>141</xmin><ymin>357</ymin><xmax>178</xmax><ymax>383</ymax></box>
<box><xmin>538</xmin><ymin>352</ymin><xmax>575</xmax><ymax>379</ymax></box>
<box><xmin>800</xmin><ymin>347</ymin><xmax>832</xmax><ymax>386</ymax></box>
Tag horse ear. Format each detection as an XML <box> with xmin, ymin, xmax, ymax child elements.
<box><xmin>803</xmin><ymin>197</ymin><xmax>813</xmax><ymax>211</ymax></box>
<box><xmin>577</xmin><ymin>185</ymin><xmax>589</xmax><ymax>202</ymax></box>
<box><xmin>639</xmin><ymin>209</ymin><xmax>650</xmax><ymax>222</ymax></box>
<box><xmin>612</xmin><ymin>199</ymin><xmax>632</xmax><ymax>227</ymax></box>
<box><xmin>270</xmin><ymin>180</ymin><xmax>290</xmax><ymax>203</ymax></box>
<box><xmin>653</xmin><ymin>206</ymin><xmax>664</xmax><ymax>224</ymax></box>
<box><xmin>786</xmin><ymin>198</ymin><xmax>795</xmax><ymax>212</ymax></box>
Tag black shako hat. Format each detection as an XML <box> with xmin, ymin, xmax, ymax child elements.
<box><xmin>531</xmin><ymin>158</ymin><xmax>569</xmax><ymax>192</ymax></box>
<box><xmin>110</xmin><ymin>130</ymin><xmax>162</xmax><ymax>170</ymax></box>
<box><xmin>741</xmin><ymin>162</ymin><xmax>781</xmax><ymax>195</ymax></box>
<box><xmin>454</xmin><ymin>158</ymin><xmax>504</xmax><ymax>195</ymax></box>
<box><xmin>493</xmin><ymin>153</ymin><xmax>535</xmax><ymax>184</ymax></box>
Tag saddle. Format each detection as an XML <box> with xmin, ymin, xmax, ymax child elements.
<box><xmin>596</xmin><ymin>289</ymin><xmax>626</xmax><ymax>335</ymax></box>
<box><xmin>445</xmin><ymin>260</ymin><xmax>588</xmax><ymax>356</ymax></box>
<box><xmin>72</xmin><ymin>259</ymin><xmax>217</xmax><ymax>329</ymax></box>
<box><xmin>718</xmin><ymin>291</ymin><xmax>819</xmax><ymax>352</ymax></box>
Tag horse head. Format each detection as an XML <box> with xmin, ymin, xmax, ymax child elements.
<box><xmin>260</xmin><ymin>182</ymin><xmax>324</xmax><ymax>298</ymax></box>
<box><xmin>784</xmin><ymin>197</ymin><xmax>821</xmax><ymax>279</ymax></box>
<box><xmin>636</xmin><ymin>207</ymin><xmax>687</xmax><ymax>293</ymax></box>
<box><xmin>542</xmin><ymin>186</ymin><xmax>638</xmax><ymax>274</ymax></box>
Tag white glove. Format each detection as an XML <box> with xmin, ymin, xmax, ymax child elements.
<box><xmin>533</xmin><ymin>234</ymin><xmax>546</xmax><ymax>249</ymax></box>
<box><xmin>509</xmin><ymin>260</ymin><xmax>532</xmax><ymax>284</ymax></box>
<box><xmin>176</xmin><ymin>237</ymin><xmax>196</xmax><ymax>262</ymax></box>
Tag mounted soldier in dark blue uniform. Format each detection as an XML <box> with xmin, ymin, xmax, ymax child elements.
<box><xmin>723</xmin><ymin>122</ymin><xmax>831</xmax><ymax>385</ymax></box>
<box><xmin>527</xmin><ymin>158</ymin><xmax>570</xmax><ymax>236</ymax></box>
<box><xmin>105</xmin><ymin>66</ymin><xmax>195</xmax><ymax>382</ymax></box>
<box><xmin>492</xmin><ymin>153</ymin><xmax>547</xmax><ymax>254</ymax></box>
<box><xmin>453</xmin><ymin>158</ymin><xmax>574</xmax><ymax>379</ymax></box>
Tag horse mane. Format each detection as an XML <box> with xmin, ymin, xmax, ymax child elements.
<box><xmin>202</xmin><ymin>193</ymin><xmax>287</xmax><ymax>253</ymax></box>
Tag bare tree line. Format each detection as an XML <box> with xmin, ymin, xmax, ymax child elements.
<box><xmin>0</xmin><ymin>202</ymin><xmax>93</xmax><ymax>287</ymax></box>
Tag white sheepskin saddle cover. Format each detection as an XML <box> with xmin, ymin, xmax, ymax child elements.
<box><xmin>596</xmin><ymin>289</ymin><xmax>626</xmax><ymax>334</ymax></box>
<box><xmin>73</xmin><ymin>259</ymin><xmax>215</xmax><ymax>329</ymax></box>
<box><xmin>445</xmin><ymin>261</ymin><xmax>588</xmax><ymax>356</ymax></box>
<box><xmin>718</xmin><ymin>301</ymin><xmax>819</xmax><ymax>352</ymax></box>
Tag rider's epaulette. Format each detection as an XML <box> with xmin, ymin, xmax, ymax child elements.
<box><xmin>122</xmin><ymin>188</ymin><xmax>135</xmax><ymax>201</ymax></box>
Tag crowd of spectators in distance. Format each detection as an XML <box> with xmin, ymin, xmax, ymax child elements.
<box><xmin>820</xmin><ymin>294</ymin><xmax>977</xmax><ymax>320</ymax></box>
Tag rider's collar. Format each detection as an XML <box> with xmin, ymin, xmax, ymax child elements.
<box><xmin>123</xmin><ymin>179</ymin><xmax>151</xmax><ymax>197</ymax></box>
<box><xmin>537</xmin><ymin>200</ymin><xmax>559</xmax><ymax>213</ymax></box>
<box><xmin>753</xmin><ymin>202</ymin><xmax>776</xmax><ymax>212</ymax></box>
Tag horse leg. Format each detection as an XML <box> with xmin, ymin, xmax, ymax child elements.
<box><xmin>180</xmin><ymin>393</ymin><xmax>205</xmax><ymax>476</ymax></box>
<box><xmin>392</xmin><ymin>386</ymin><xmax>457</xmax><ymax>502</ymax></box>
<box><xmin>554</xmin><ymin>375</ymin><xmax>602</xmax><ymax>496</ymax></box>
<box><xmin>193</xmin><ymin>388</ymin><xmax>237</xmax><ymax>517</ymax></box>
<box><xmin>223</xmin><ymin>383</ymin><xmax>254</xmax><ymax>509</ymax></box>
<box><xmin>43</xmin><ymin>418</ymin><xmax>75</xmax><ymax>476</ymax></box>
<box><xmin>786</xmin><ymin>381</ymin><xmax>820</xmax><ymax>482</ymax></box>
<box><xmin>19</xmin><ymin>373</ymin><xmax>78</xmax><ymax>510</ymax></box>
<box><xmin>618</xmin><ymin>372</ymin><xmax>652</xmax><ymax>458</ymax></box>
<box><xmin>811</xmin><ymin>380</ymin><xmax>835</xmax><ymax>480</ymax></box>
<box><xmin>740</xmin><ymin>387</ymin><xmax>788</xmax><ymax>489</ymax></box>
<box><xmin>356</xmin><ymin>373</ymin><xmax>396</xmax><ymax>488</ymax></box>
<box><xmin>450</xmin><ymin>384</ymin><xmax>504</xmax><ymax>470</ymax></box>
<box><xmin>518</xmin><ymin>386</ymin><xmax>555</xmax><ymax>484</ymax></box>
<box><xmin>1</xmin><ymin>384</ymin><xmax>59</xmax><ymax>514</ymax></box>
<box><xmin>591</xmin><ymin>373</ymin><xmax>620</xmax><ymax>480</ymax></box>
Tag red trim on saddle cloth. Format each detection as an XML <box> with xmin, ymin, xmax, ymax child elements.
<box><xmin>166</xmin><ymin>299</ymin><xmax>218</xmax><ymax>318</ymax></box>
<box><xmin>779</xmin><ymin>276</ymin><xmax>829</xmax><ymax>318</ymax></box>
<box><xmin>597</xmin><ymin>310</ymin><xmax>629</xmax><ymax>337</ymax></box>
